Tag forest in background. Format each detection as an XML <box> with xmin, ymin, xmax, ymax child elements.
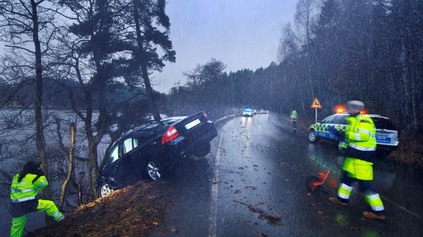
<box><xmin>168</xmin><ymin>0</ymin><xmax>423</xmax><ymax>133</ymax></box>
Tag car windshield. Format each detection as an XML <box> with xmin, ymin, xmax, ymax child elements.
<box><xmin>322</xmin><ymin>115</ymin><xmax>336</xmax><ymax>123</ymax></box>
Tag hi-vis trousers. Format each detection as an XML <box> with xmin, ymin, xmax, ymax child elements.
<box><xmin>10</xmin><ymin>199</ymin><xmax>63</xmax><ymax>237</ymax></box>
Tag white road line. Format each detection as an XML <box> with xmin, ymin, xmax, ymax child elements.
<box><xmin>208</xmin><ymin>132</ymin><xmax>223</xmax><ymax>237</ymax></box>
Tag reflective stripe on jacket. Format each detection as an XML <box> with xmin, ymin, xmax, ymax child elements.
<box><xmin>10</xmin><ymin>173</ymin><xmax>48</xmax><ymax>203</ymax></box>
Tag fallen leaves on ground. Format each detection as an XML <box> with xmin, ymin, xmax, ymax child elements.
<box><xmin>27</xmin><ymin>180</ymin><xmax>172</xmax><ymax>237</ymax></box>
<box><xmin>233</xmin><ymin>200</ymin><xmax>282</xmax><ymax>226</ymax></box>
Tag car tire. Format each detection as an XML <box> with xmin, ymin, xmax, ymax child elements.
<box><xmin>308</xmin><ymin>129</ymin><xmax>318</xmax><ymax>143</ymax></box>
<box><xmin>97</xmin><ymin>181</ymin><xmax>114</xmax><ymax>198</ymax></box>
<box><xmin>193</xmin><ymin>143</ymin><xmax>211</xmax><ymax>158</ymax></box>
<box><xmin>146</xmin><ymin>160</ymin><xmax>161</xmax><ymax>181</ymax></box>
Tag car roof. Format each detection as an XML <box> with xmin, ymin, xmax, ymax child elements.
<box><xmin>111</xmin><ymin>116</ymin><xmax>188</xmax><ymax>145</ymax></box>
<box><xmin>330</xmin><ymin>113</ymin><xmax>389</xmax><ymax>119</ymax></box>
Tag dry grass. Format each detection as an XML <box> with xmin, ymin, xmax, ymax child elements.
<box><xmin>27</xmin><ymin>181</ymin><xmax>172</xmax><ymax>237</ymax></box>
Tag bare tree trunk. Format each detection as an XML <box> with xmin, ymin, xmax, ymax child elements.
<box><xmin>132</xmin><ymin>0</ymin><xmax>161</xmax><ymax>122</ymax></box>
<box><xmin>77</xmin><ymin>172</ymin><xmax>85</xmax><ymax>206</ymax></box>
<box><xmin>30</xmin><ymin>0</ymin><xmax>52</xmax><ymax>224</ymax></box>
<box><xmin>31</xmin><ymin>0</ymin><xmax>50</xmax><ymax>197</ymax></box>
<box><xmin>88</xmin><ymin>141</ymin><xmax>100</xmax><ymax>200</ymax></box>
<box><xmin>59</xmin><ymin>123</ymin><xmax>76</xmax><ymax>209</ymax></box>
<box><xmin>297</xmin><ymin>76</ymin><xmax>306</xmax><ymax>117</ymax></box>
<box><xmin>307</xmin><ymin>53</ymin><xmax>315</xmax><ymax>99</ymax></box>
<box><xmin>402</xmin><ymin>42</ymin><xmax>419</xmax><ymax>131</ymax></box>
<box><xmin>410</xmin><ymin>67</ymin><xmax>419</xmax><ymax>131</ymax></box>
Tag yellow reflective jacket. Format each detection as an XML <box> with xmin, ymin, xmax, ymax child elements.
<box><xmin>345</xmin><ymin>114</ymin><xmax>376</xmax><ymax>151</ymax></box>
<box><xmin>343</xmin><ymin>114</ymin><xmax>377</xmax><ymax>180</ymax></box>
<box><xmin>290</xmin><ymin>110</ymin><xmax>297</xmax><ymax>120</ymax></box>
<box><xmin>10</xmin><ymin>173</ymin><xmax>48</xmax><ymax>203</ymax></box>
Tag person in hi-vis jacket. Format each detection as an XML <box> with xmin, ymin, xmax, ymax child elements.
<box><xmin>10</xmin><ymin>161</ymin><xmax>64</xmax><ymax>237</ymax></box>
<box><xmin>329</xmin><ymin>100</ymin><xmax>385</xmax><ymax>220</ymax></box>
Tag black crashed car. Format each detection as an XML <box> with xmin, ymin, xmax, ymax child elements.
<box><xmin>97</xmin><ymin>111</ymin><xmax>217</xmax><ymax>197</ymax></box>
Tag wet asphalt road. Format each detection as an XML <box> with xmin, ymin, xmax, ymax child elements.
<box><xmin>150</xmin><ymin>113</ymin><xmax>423</xmax><ymax>237</ymax></box>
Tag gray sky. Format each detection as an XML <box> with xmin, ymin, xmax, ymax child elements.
<box><xmin>153</xmin><ymin>0</ymin><xmax>298</xmax><ymax>93</ymax></box>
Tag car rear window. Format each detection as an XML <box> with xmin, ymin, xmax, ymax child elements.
<box><xmin>371</xmin><ymin>117</ymin><xmax>396</xmax><ymax>130</ymax></box>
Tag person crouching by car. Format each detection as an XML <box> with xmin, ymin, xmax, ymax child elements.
<box><xmin>10</xmin><ymin>161</ymin><xmax>64</xmax><ymax>237</ymax></box>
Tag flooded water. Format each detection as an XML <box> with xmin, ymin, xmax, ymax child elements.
<box><xmin>0</xmin><ymin>109</ymin><xmax>109</xmax><ymax>237</ymax></box>
<box><xmin>0</xmin><ymin>199</ymin><xmax>45</xmax><ymax>236</ymax></box>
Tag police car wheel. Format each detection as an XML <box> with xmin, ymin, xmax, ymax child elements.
<box><xmin>308</xmin><ymin>130</ymin><xmax>317</xmax><ymax>142</ymax></box>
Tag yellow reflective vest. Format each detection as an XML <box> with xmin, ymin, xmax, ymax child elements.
<box><xmin>343</xmin><ymin>114</ymin><xmax>377</xmax><ymax>180</ymax></box>
<box><xmin>345</xmin><ymin>114</ymin><xmax>376</xmax><ymax>151</ymax></box>
<box><xmin>291</xmin><ymin>110</ymin><xmax>297</xmax><ymax>120</ymax></box>
<box><xmin>10</xmin><ymin>173</ymin><xmax>48</xmax><ymax>203</ymax></box>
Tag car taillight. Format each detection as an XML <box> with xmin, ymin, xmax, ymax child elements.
<box><xmin>203</xmin><ymin>112</ymin><xmax>209</xmax><ymax>121</ymax></box>
<box><xmin>162</xmin><ymin>125</ymin><xmax>180</xmax><ymax>144</ymax></box>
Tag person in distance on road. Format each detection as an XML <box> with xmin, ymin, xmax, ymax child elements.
<box><xmin>290</xmin><ymin>108</ymin><xmax>297</xmax><ymax>131</ymax></box>
<box><xmin>328</xmin><ymin>100</ymin><xmax>386</xmax><ymax>220</ymax></box>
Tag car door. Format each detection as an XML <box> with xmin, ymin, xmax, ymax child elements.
<box><xmin>331</xmin><ymin>115</ymin><xmax>348</xmax><ymax>140</ymax></box>
<box><xmin>102</xmin><ymin>137</ymin><xmax>142</xmax><ymax>187</ymax></box>
<box><xmin>119</xmin><ymin>137</ymin><xmax>146</xmax><ymax>184</ymax></box>
<box><xmin>319</xmin><ymin>115</ymin><xmax>337</xmax><ymax>139</ymax></box>
<box><xmin>102</xmin><ymin>142</ymin><xmax>127</xmax><ymax>188</ymax></box>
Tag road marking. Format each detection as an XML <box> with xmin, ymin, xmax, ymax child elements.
<box><xmin>208</xmin><ymin>132</ymin><xmax>223</xmax><ymax>237</ymax></box>
<box><xmin>380</xmin><ymin>194</ymin><xmax>423</xmax><ymax>222</ymax></box>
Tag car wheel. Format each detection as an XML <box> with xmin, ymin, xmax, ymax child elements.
<box><xmin>97</xmin><ymin>181</ymin><xmax>114</xmax><ymax>198</ymax></box>
<box><xmin>193</xmin><ymin>143</ymin><xmax>211</xmax><ymax>158</ymax></box>
<box><xmin>146</xmin><ymin>161</ymin><xmax>161</xmax><ymax>181</ymax></box>
<box><xmin>309</xmin><ymin>129</ymin><xmax>317</xmax><ymax>143</ymax></box>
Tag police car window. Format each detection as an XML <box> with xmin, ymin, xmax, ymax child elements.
<box><xmin>322</xmin><ymin>115</ymin><xmax>336</xmax><ymax>124</ymax></box>
<box><xmin>333</xmin><ymin>115</ymin><xmax>347</xmax><ymax>125</ymax></box>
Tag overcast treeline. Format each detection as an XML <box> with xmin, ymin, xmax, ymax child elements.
<box><xmin>169</xmin><ymin>0</ymin><xmax>423</xmax><ymax>133</ymax></box>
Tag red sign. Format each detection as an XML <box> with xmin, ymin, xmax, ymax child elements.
<box><xmin>311</xmin><ymin>98</ymin><xmax>322</xmax><ymax>109</ymax></box>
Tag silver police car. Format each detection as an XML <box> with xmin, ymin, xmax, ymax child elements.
<box><xmin>308</xmin><ymin>113</ymin><xmax>399</xmax><ymax>151</ymax></box>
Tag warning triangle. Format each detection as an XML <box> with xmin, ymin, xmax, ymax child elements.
<box><xmin>311</xmin><ymin>98</ymin><xmax>322</xmax><ymax>109</ymax></box>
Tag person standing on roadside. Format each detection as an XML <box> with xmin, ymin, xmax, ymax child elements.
<box><xmin>290</xmin><ymin>109</ymin><xmax>297</xmax><ymax>131</ymax></box>
<box><xmin>329</xmin><ymin>100</ymin><xmax>385</xmax><ymax>220</ymax></box>
<box><xmin>10</xmin><ymin>161</ymin><xmax>64</xmax><ymax>237</ymax></box>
